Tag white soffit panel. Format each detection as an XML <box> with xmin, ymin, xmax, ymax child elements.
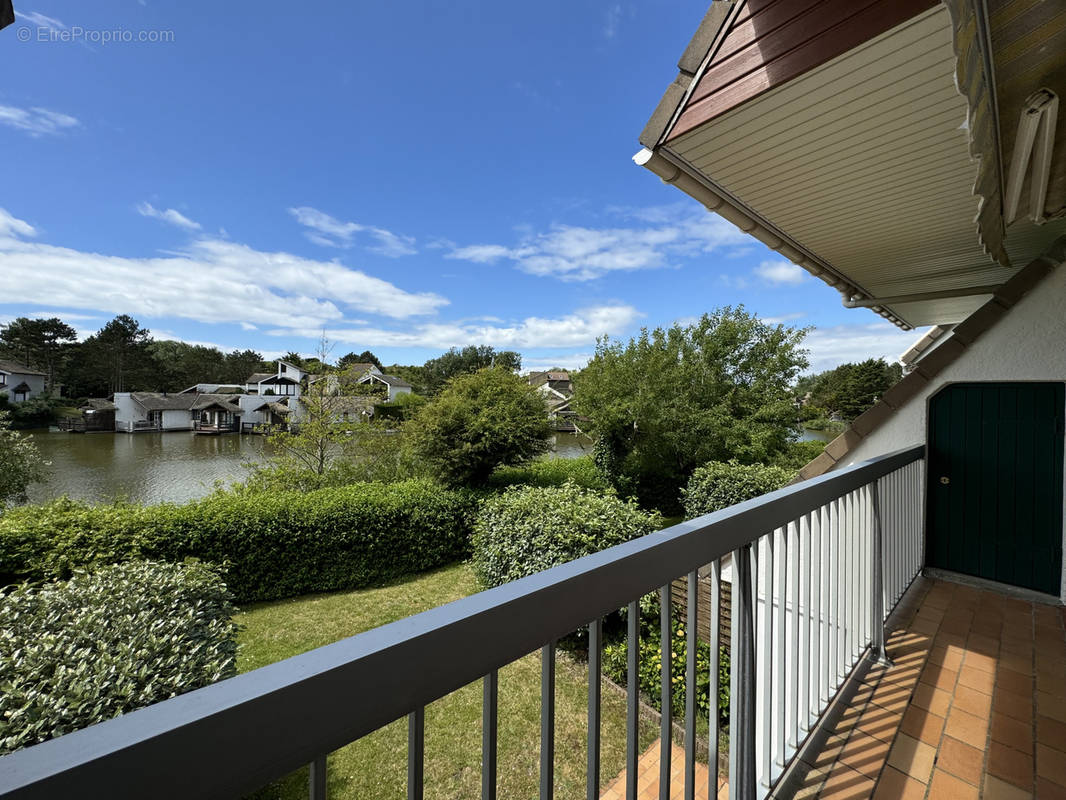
<box><xmin>667</xmin><ymin>5</ymin><xmax>1066</xmax><ymax>327</ymax></box>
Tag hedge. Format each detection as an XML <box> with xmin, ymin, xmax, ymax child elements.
<box><xmin>486</xmin><ymin>455</ymin><xmax>609</xmax><ymax>492</ymax></box>
<box><xmin>0</xmin><ymin>480</ymin><xmax>477</xmax><ymax>604</ymax></box>
<box><xmin>472</xmin><ymin>482</ymin><xmax>660</xmax><ymax>589</ymax></box>
<box><xmin>0</xmin><ymin>560</ymin><xmax>238</xmax><ymax>755</ymax></box>
<box><xmin>682</xmin><ymin>460</ymin><xmax>793</xmax><ymax>520</ymax></box>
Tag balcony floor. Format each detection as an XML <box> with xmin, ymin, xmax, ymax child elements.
<box><xmin>786</xmin><ymin>577</ymin><xmax>1066</xmax><ymax>800</ymax></box>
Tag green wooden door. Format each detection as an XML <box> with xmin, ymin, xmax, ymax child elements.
<box><xmin>928</xmin><ymin>382</ymin><xmax>1064</xmax><ymax>595</ymax></box>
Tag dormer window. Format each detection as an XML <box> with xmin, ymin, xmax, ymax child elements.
<box><xmin>279</xmin><ymin>364</ymin><xmax>286</xmax><ymax>373</ymax></box>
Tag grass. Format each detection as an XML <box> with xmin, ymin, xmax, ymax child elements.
<box><xmin>236</xmin><ymin>563</ymin><xmax>658</xmax><ymax>799</ymax></box>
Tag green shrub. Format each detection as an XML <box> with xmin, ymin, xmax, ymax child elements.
<box><xmin>472</xmin><ymin>483</ymin><xmax>661</xmax><ymax>589</ymax></box>
<box><xmin>682</xmin><ymin>461</ymin><xmax>793</xmax><ymax>520</ymax></box>
<box><xmin>602</xmin><ymin>600</ymin><xmax>729</xmax><ymax>723</ymax></box>
<box><xmin>486</xmin><ymin>455</ymin><xmax>609</xmax><ymax>491</ymax></box>
<box><xmin>0</xmin><ymin>481</ymin><xmax>476</xmax><ymax>603</ymax></box>
<box><xmin>0</xmin><ymin>560</ymin><xmax>238</xmax><ymax>755</ymax></box>
<box><xmin>772</xmin><ymin>439</ymin><xmax>827</xmax><ymax>472</ymax></box>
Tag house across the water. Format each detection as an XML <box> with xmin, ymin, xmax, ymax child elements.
<box><xmin>0</xmin><ymin>359</ymin><xmax>46</xmax><ymax>404</ymax></box>
<box><xmin>112</xmin><ymin>392</ymin><xmax>243</xmax><ymax>434</ymax></box>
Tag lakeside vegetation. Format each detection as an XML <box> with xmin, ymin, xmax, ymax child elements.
<box><xmin>0</xmin><ymin>306</ymin><xmax>910</xmax><ymax>779</ymax></box>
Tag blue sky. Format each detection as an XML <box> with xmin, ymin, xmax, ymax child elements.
<box><xmin>0</xmin><ymin>1</ymin><xmax>923</xmax><ymax>373</ymax></box>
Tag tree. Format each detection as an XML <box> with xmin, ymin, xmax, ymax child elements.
<box><xmin>0</xmin><ymin>317</ymin><xmax>78</xmax><ymax>391</ymax></box>
<box><xmin>71</xmin><ymin>316</ymin><xmax>154</xmax><ymax>396</ymax></box>
<box><xmin>797</xmin><ymin>358</ymin><xmax>903</xmax><ymax>422</ymax></box>
<box><xmin>408</xmin><ymin>366</ymin><xmax>551</xmax><ymax>487</ymax></box>
<box><xmin>222</xmin><ymin>349</ymin><xmax>269</xmax><ymax>384</ymax></box>
<box><xmin>0</xmin><ymin>410</ymin><xmax>49</xmax><ymax>505</ymax></box>
<box><xmin>422</xmin><ymin>346</ymin><xmax>522</xmax><ymax>394</ymax></box>
<box><xmin>338</xmin><ymin>350</ymin><xmax>383</xmax><ymax>371</ymax></box>
<box><xmin>575</xmin><ymin>307</ymin><xmax>809</xmax><ymax>511</ymax></box>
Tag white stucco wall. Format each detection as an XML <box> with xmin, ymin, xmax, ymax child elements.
<box><xmin>833</xmin><ymin>265</ymin><xmax>1066</xmax><ymax>600</ymax></box>
<box><xmin>112</xmin><ymin>393</ymin><xmax>140</xmax><ymax>430</ymax></box>
<box><xmin>2</xmin><ymin>372</ymin><xmax>46</xmax><ymax>403</ymax></box>
<box><xmin>161</xmin><ymin>410</ymin><xmax>192</xmax><ymax>430</ymax></box>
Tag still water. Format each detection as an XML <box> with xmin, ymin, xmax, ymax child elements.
<box><xmin>25</xmin><ymin>430</ymin><xmax>594</xmax><ymax>506</ymax></box>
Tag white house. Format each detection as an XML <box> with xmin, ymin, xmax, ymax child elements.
<box><xmin>355</xmin><ymin>371</ymin><xmax>412</xmax><ymax>403</ymax></box>
<box><xmin>112</xmin><ymin>392</ymin><xmax>243</xmax><ymax>433</ymax></box>
<box><xmin>244</xmin><ymin>360</ymin><xmax>306</xmax><ymax>397</ymax></box>
<box><xmin>0</xmin><ymin>360</ymin><xmax>46</xmax><ymax>404</ymax></box>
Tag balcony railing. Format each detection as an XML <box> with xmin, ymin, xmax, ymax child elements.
<box><xmin>0</xmin><ymin>445</ymin><xmax>925</xmax><ymax>800</ymax></box>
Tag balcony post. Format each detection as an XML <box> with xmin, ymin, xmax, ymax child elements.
<box><xmin>729</xmin><ymin>545</ymin><xmax>757</xmax><ymax>800</ymax></box>
<box><xmin>869</xmin><ymin>482</ymin><xmax>890</xmax><ymax>665</ymax></box>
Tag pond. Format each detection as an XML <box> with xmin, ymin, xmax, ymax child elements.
<box><xmin>23</xmin><ymin>429</ymin><xmax>596</xmax><ymax>506</ymax></box>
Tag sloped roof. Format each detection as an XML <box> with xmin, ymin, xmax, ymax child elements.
<box><xmin>796</xmin><ymin>237</ymin><xmax>1065</xmax><ymax>481</ymax></box>
<box><xmin>341</xmin><ymin>363</ymin><xmax>378</xmax><ymax>375</ymax></box>
<box><xmin>130</xmin><ymin>392</ymin><xmax>198</xmax><ymax>411</ymax></box>
<box><xmin>9</xmin><ymin>381</ymin><xmax>31</xmax><ymax>393</ymax></box>
<box><xmin>81</xmin><ymin>398</ymin><xmax>117</xmax><ymax>411</ymax></box>
<box><xmin>190</xmin><ymin>395</ymin><xmax>242</xmax><ymax>414</ymax></box>
<box><xmin>0</xmin><ymin>359</ymin><xmax>45</xmax><ymax>377</ymax></box>
<box><xmin>245</xmin><ymin>372</ymin><xmax>274</xmax><ymax>384</ymax></box>
<box><xmin>377</xmin><ymin>374</ymin><xmax>411</xmax><ymax>388</ymax></box>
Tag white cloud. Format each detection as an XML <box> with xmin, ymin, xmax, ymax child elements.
<box><xmin>0</xmin><ymin>209</ymin><xmax>448</xmax><ymax>329</ymax></box>
<box><xmin>239</xmin><ymin>322</ymin><xmax>258</xmax><ymax>331</ymax></box>
<box><xmin>0</xmin><ymin>208</ymin><xmax>37</xmax><ymax>238</ymax></box>
<box><xmin>804</xmin><ymin>323</ymin><xmax>927</xmax><ymax>373</ymax></box>
<box><xmin>523</xmin><ymin>353</ymin><xmax>593</xmax><ymax>371</ymax></box>
<box><xmin>18</xmin><ymin>10</ymin><xmax>65</xmax><ymax>31</ymax></box>
<box><xmin>137</xmin><ymin>202</ymin><xmax>201</xmax><ymax>231</ymax></box>
<box><xmin>603</xmin><ymin>3</ymin><xmax>623</xmax><ymax>38</ymax></box>
<box><xmin>760</xmin><ymin>312</ymin><xmax>806</xmax><ymax>325</ymax></box>
<box><xmin>754</xmin><ymin>259</ymin><xmax>807</xmax><ymax>286</ymax></box>
<box><xmin>0</xmin><ymin>105</ymin><xmax>79</xmax><ymax>137</ymax></box>
<box><xmin>447</xmin><ymin>205</ymin><xmax>748</xmax><ymax>281</ymax></box>
<box><xmin>270</xmin><ymin>304</ymin><xmax>642</xmax><ymax>351</ymax></box>
<box><xmin>289</xmin><ymin>206</ymin><xmax>416</xmax><ymax>257</ymax></box>
<box><xmin>26</xmin><ymin>310</ymin><xmax>101</xmax><ymax>321</ymax></box>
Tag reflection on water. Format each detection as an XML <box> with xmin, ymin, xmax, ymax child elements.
<box><xmin>25</xmin><ymin>430</ymin><xmax>271</xmax><ymax>506</ymax></box>
<box><xmin>797</xmin><ymin>426</ymin><xmax>835</xmax><ymax>443</ymax></box>
<box><xmin>24</xmin><ymin>429</ymin><xmax>596</xmax><ymax>506</ymax></box>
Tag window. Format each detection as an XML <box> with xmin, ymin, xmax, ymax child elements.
<box><xmin>14</xmin><ymin>390</ymin><xmax>27</xmax><ymax>402</ymax></box>
<box><xmin>279</xmin><ymin>363</ymin><xmax>286</xmax><ymax>373</ymax></box>
<box><xmin>0</xmin><ymin>374</ymin><xmax>6</xmax><ymax>387</ymax></box>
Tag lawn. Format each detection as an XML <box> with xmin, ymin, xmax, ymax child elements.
<box><xmin>236</xmin><ymin>563</ymin><xmax>658</xmax><ymax>799</ymax></box>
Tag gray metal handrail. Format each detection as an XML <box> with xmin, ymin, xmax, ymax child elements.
<box><xmin>0</xmin><ymin>445</ymin><xmax>924</xmax><ymax>800</ymax></box>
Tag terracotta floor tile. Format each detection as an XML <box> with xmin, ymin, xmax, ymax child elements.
<box><xmin>968</xmin><ymin>632</ymin><xmax>1000</xmax><ymax>655</ymax></box>
<box><xmin>936</xmin><ymin>735</ymin><xmax>984</xmax><ymax>786</ymax></box>
<box><xmin>1038</xmin><ymin>691</ymin><xmax>1066</xmax><ymax>724</ymax></box>
<box><xmin>803</xmin><ymin>734</ymin><xmax>847</xmax><ymax>772</ymax></box>
<box><xmin>998</xmin><ymin>651</ymin><xmax>1033</xmax><ymax>677</ymax></box>
<box><xmin>818</xmin><ymin>762</ymin><xmax>875</xmax><ymax>800</ymax></box>
<box><xmin>886</xmin><ymin>733</ymin><xmax>936</xmax><ymax>783</ymax></box>
<box><xmin>997</xmin><ymin>667</ymin><xmax>1034</xmax><ymax>697</ymax></box>
<box><xmin>837</xmin><ymin>730</ymin><xmax>892</xmax><ymax>779</ymax></box>
<box><xmin>920</xmin><ymin>662</ymin><xmax>959</xmax><ymax>692</ymax></box>
<box><xmin>944</xmin><ymin>708</ymin><xmax>989</xmax><ymax>750</ymax></box>
<box><xmin>958</xmin><ymin>665</ymin><xmax>996</xmax><ymax>695</ymax></box>
<box><xmin>964</xmin><ymin>650</ymin><xmax>998</xmax><ymax>675</ymax></box>
<box><xmin>993</xmin><ymin>688</ymin><xmax>1033</xmax><ymax>725</ymax></box>
<box><xmin>869</xmin><ymin>681</ymin><xmax>913</xmax><ymax>716</ymax></box>
<box><xmin>953</xmin><ymin>684</ymin><xmax>993</xmax><ymax>719</ymax></box>
<box><xmin>988</xmin><ymin>741</ymin><xmax>1034</xmax><ymax>789</ymax></box>
<box><xmin>990</xmin><ymin>711</ymin><xmax>1033</xmax><ymax>754</ymax></box>
<box><xmin>928</xmin><ymin>768</ymin><xmax>979</xmax><ymax>799</ymax></box>
<box><xmin>872</xmin><ymin>765</ymin><xmax>926</xmax><ymax>800</ymax></box>
<box><xmin>1037</xmin><ymin>777</ymin><xmax>1066</xmax><ymax>800</ymax></box>
<box><xmin>790</xmin><ymin>766</ymin><xmax>828</xmax><ymax>800</ymax></box>
<box><xmin>928</xmin><ymin>645</ymin><xmax>964</xmax><ymax>671</ymax></box>
<box><xmin>900</xmin><ymin>706</ymin><xmax>945</xmax><ymax>746</ymax></box>
<box><xmin>982</xmin><ymin>774</ymin><xmax>1033</xmax><ymax>800</ymax></box>
<box><xmin>1038</xmin><ymin>715</ymin><xmax>1066</xmax><ymax>752</ymax></box>
<box><xmin>1038</xmin><ymin>671</ymin><xmax>1066</xmax><ymax>698</ymax></box>
<box><xmin>912</xmin><ymin>682</ymin><xmax>952</xmax><ymax>717</ymax></box>
<box><xmin>857</xmin><ymin>704</ymin><xmax>904</xmax><ymax>744</ymax></box>
<box><xmin>1038</xmin><ymin>743</ymin><xmax>1066</xmax><ymax>787</ymax></box>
